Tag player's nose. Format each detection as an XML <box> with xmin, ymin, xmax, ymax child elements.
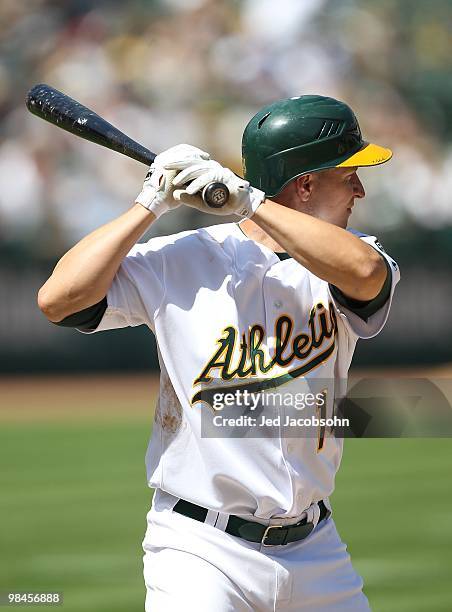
<box><xmin>353</xmin><ymin>174</ymin><xmax>365</xmax><ymax>199</ymax></box>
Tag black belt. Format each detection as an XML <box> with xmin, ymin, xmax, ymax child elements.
<box><xmin>173</xmin><ymin>499</ymin><xmax>331</xmax><ymax>546</ymax></box>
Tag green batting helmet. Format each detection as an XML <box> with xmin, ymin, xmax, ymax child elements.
<box><xmin>242</xmin><ymin>95</ymin><xmax>392</xmax><ymax>197</ymax></box>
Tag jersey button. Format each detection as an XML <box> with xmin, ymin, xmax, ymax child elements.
<box><xmin>287</xmin><ymin>443</ymin><xmax>294</xmax><ymax>452</ymax></box>
<box><xmin>274</xmin><ymin>300</ymin><xmax>282</xmax><ymax>308</ymax></box>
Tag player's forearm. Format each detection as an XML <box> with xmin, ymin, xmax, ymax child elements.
<box><xmin>37</xmin><ymin>203</ymin><xmax>155</xmax><ymax>322</ymax></box>
<box><xmin>253</xmin><ymin>199</ymin><xmax>386</xmax><ymax>300</ymax></box>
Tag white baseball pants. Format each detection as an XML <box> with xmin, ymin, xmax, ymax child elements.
<box><xmin>142</xmin><ymin>491</ymin><xmax>370</xmax><ymax>611</ymax></box>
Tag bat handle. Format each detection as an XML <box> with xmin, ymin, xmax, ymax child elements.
<box><xmin>202</xmin><ymin>182</ymin><xmax>230</xmax><ymax>208</ymax></box>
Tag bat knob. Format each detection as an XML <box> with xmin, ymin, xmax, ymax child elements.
<box><xmin>202</xmin><ymin>182</ymin><xmax>229</xmax><ymax>208</ymax></box>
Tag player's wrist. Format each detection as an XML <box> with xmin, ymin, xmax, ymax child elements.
<box><xmin>238</xmin><ymin>186</ymin><xmax>266</xmax><ymax>219</ymax></box>
<box><xmin>131</xmin><ymin>201</ymin><xmax>157</xmax><ymax>220</ymax></box>
<box><xmin>135</xmin><ymin>191</ymin><xmax>169</xmax><ymax>218</ymax></box>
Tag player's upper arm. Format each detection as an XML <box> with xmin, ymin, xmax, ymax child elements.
<box><xmin>53</xmin><ymin>239</ymin><xmax>167</xmax><ymax>334</ymax></box>
<box><xmin>329</xmin><ymin>232</ymin><xmax>400</xmax><ymax>339</ymax></box>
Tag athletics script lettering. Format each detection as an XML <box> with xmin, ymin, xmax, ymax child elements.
<box><xmin>192</xmin><ymin>302</ymin><xmax>337</xmax><ymax>409</ymax></box>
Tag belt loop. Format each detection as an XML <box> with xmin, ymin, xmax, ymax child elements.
<box><xmin>205</xmin><ymin>509</ymin><xmax>220</xmax><ymax>527</ymax></box>
<box><xmin>311</xmin><ymin>502</ymin><xmax>320</xmax><ymax>527</ymax></box>
<box><xmin>214</xmin><ymin>512</ymin><xmax>230</xmax><ymax>532</ymax></box>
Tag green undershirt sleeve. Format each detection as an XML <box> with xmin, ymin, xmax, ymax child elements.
<box><xmin>52</xmin><ymin>296</ymin><xmax>108</xmax><ymax>330</ymax></box>
<box><xmin>329</xmin><ymin>258</ymin><xmax>392</xmax><ymax>322</ymax></box>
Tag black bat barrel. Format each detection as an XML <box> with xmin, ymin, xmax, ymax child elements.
<box><xmin>26</xmin><ymin>84</ymin><xmax>156</xmax><ymax>166</ymax></box>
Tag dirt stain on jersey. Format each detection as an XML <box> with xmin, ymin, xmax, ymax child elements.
<box><xmin>155</xmin><ymin>370</ymin><xmax>183</xmax><ymax>433</ymax></box>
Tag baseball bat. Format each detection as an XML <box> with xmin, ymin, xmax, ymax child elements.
<box><xmin>25</xmin><ymin>84</ymin><xmax>229</xmax><ymax>208</ymax></box>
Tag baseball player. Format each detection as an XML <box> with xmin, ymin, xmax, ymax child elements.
<box><xmin>38</xmin><ymin>95</ymin><xmax>399</xmax><ymax>611</ymax></box>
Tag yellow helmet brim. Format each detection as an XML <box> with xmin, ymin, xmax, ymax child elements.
<box><xmin>337</xmin><ymin>142</ymin><xmax>393</xmax><ymax>168</ymax></box>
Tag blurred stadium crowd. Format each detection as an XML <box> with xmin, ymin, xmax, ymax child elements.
<box><xmin>0</xmin><ymin>0</ymin><xmax>451</xmax><ymax>261</ymax></box>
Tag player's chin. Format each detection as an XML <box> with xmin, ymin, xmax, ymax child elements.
<box><xmin>344</xmin><ymin>207</ymin><xmax>354</xmax><ymax>223</ymax></box>
<box><xmin>337</xmin><ymin>212</ymin><xmax>351</xmax><ymax>229</ymax></box>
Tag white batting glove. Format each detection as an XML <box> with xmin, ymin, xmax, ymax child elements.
<box><xmin>135</xmin><ymin>165</ymin><xmax>180</xmax><ymax>218</ymax></box>
<box><xmin>165</xmin><ymin>160</ymin><xmax>266</xmax><ymax>218</ymax></box>
<box><xmin>135</xmin><ymin>144</ymin><xmax>210</xmax><ymax>218</ymax></box>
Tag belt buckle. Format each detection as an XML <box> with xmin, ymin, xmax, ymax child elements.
<box><xmin>261</xmin><ymin>524</ymin><xmax>284</xmax><ymax>546</ymax></box>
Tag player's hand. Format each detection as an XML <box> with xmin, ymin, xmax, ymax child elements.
<box><xmin>135</xmin><ymin>165</ymin><xmax>181</xmax><ymax>218</ymax></box>
<box><xmin>167</xmin><ymin>160</ymin><xmax>266</xmax><ymax>218</ymax></box>
<box><xmin>135</xmin><ymin>144</ymin><xmax>210</xmax><ymax>218</ymax></box>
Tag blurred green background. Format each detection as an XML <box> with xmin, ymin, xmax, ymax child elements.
<box><xmin>1</xmin><ymin>0</ymin><xmax>452</xmax><ymax>610</ymax></box>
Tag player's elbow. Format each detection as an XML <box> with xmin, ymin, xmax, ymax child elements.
<box><xmin>353</xmin><ymin>252</ymin><xmax>387</xmax><ymax>301</ymax></box>
<box><xmin>37</xmin><ymin>284</ymin><xmax>66</xmax><ymax>323</ymax></box>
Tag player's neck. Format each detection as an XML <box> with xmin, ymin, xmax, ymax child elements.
<box><xmin>238</xmin><ymin>219</ymin><xmax>286</xmax><ymax>253</ymax></box>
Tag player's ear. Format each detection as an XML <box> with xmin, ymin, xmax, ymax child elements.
<box><xmin>295</xmin><ymin>174</ymin><xmax>313</xmax><ymax>202</ymax></box>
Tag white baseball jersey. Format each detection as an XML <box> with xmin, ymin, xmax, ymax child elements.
<box><xmin>83</xmin><ymin>222</ymin><xmax>399</xmax><ymax>519</ymax></box>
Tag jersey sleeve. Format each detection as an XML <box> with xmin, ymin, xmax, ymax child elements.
<box><xmin>328</xmin><ymin>233</ymin><xmax>400</xmax><ymax>339</ymax></box>
<box><xmin>78</xmin><ymin>238</ymin><xmax>166</xmax><ymax>335</ymax></box>
<box><xmin>54</xmin><ymin>297</ymin><xmax>108</xmax><ymax>330</ymax></box>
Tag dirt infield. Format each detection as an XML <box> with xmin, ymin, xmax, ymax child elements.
<box><xmin>0</xmin><ymin>374</ymin><xmax>160</xmax><ymax>422</ymax></box>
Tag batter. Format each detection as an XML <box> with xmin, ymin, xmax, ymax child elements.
<box><xmin>38</xmin><ymin>95</ymin><xmax>400</xmax><ymax>611</ymax></box>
